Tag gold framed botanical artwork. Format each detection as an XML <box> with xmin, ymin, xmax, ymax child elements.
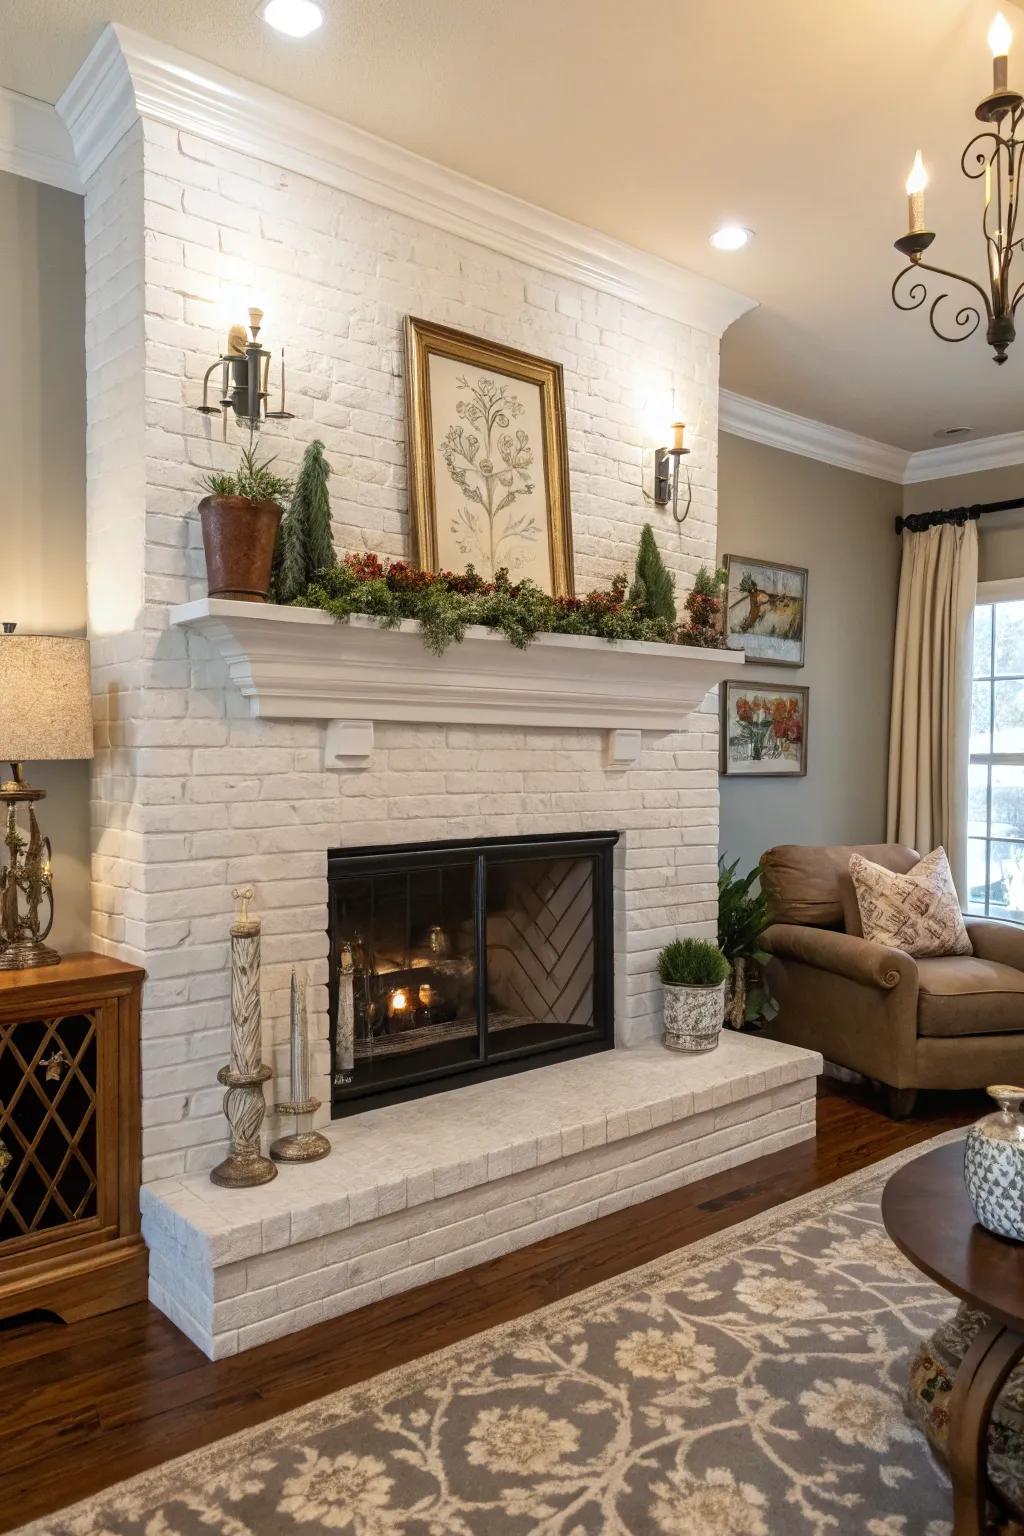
<box><xmin>403</xmin><ymin>317</ymin><xmax>575</xmax><ymax>595</ymax></box>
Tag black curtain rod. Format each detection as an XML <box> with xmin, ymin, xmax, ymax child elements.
<box><xmin>896</xmin><ymin>496</ymin><xmax>1024</xmax><ymax>535</ymax></box>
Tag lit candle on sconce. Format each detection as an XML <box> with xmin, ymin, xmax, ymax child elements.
<box><xmin>669</xmin><ymin>422</ymin><xmax>686</xmax><ymax>454</ymax></box>
<box><xmin>906</xmin><ymin>151</ymin><xmax>928</xmax><ymax>234</ymax></box>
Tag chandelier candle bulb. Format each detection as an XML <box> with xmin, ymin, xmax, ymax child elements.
<box><xmin>990</xmin><ymin>12</ymin><xmax>1012</xmax><ymax>92</ymax></box>
<box><xmin>906</xmin><ymin>152</ymin><xmax>928</xmax><ymax>233</ymax></box>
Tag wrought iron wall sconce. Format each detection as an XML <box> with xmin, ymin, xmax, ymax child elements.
<box><xmin>653</xmin><ymin>422</ymin><xmax>692</xmax><ymax>524</ymax></box>
<box><xmin>196</xmin><ymin>307</ymin><xmax>294</xmax><ymax>434</ymax></box>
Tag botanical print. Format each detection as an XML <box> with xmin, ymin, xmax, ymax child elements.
<box><xmin>24</xmin><ymin>1147</ymin><xmax>968</xmax><ymax>1536</ymax></box>
<box><xmin>722</xmin><ymin>681</ymin><xmax>809</xmax><ymax>777</ymax></box>
<box><xmin>405</xmin><ymin>318</ymin><xmax>574</xmax><ymax>596</ymax></box>
<box><xmin>724</xmin><ymin>555</ymin><xmax>808</xmax><ymax>666</ymax></box>
<box><xmin>430</xmin><ymin>355</ymin><xmax>548</xmax><ymax>584</ymax></box>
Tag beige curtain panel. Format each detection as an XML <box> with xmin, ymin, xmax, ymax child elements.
<box><xmin>887</xmin><ymin>519</ymin><xmax>978</xmax><ymax>899</ymax></box>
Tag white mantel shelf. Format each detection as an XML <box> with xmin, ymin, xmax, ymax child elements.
<box><xmin>169</xmin><ymin>599</ymin><xmax>745</xmax><ymax>769</ymax></box>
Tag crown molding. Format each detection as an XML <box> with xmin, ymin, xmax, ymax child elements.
<box><xmin>57</xmin><ymin>25</ymin><xmax>756</xmax><ymax>339</ymax></box>
<box><xmin>0</xmin><ymin>86</ymin><xmax>80</xmax><ymax>194</ymax></box>
<box><xmin>55</xmin><ymin>26</ymin><xmax>137</xmax><ymax>188</ymax></box>
<box><xmin>901</xmin><ymin>429</ymin><xmax>1024</xmax><ymax>484</ymax></box>
<box><xmin>720</xmin><ymin>390</ymin><xmax>1024</xmax><ymax>485</ymax></box>
<box><xmin>719</xmin><ymin>390</ymin><xmax>911</xmax><ymax>483</ymax></box>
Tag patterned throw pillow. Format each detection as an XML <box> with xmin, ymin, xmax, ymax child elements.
<box><xmin>849</xmin><ymin>846</ymin><xmax>972</xmax><ymax>958</ymax></box>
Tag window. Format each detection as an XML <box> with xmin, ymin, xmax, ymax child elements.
<box><xmin>969</xmin><ymin>588</ymin><xmax>1024</xmax><ymax>923</ymax></box>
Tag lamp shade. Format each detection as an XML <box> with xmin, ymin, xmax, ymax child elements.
<box><xmin>0</xmin><ymin>634</ymin><xmax>94</xmax><ymax>762</ymax></box>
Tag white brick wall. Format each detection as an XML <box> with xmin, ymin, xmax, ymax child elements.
<box><xmin>84</xmin><ymin>114</ymin><xmax>724</xmax><ymax>1183</ymax></box>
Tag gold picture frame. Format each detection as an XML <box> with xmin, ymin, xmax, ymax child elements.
<box><xmin>404</xmin><ymin>317</ymin><xmax>575</xmax><ymax>596</ymax></box>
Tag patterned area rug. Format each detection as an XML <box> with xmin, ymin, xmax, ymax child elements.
<box><xmin>20</xmin><ymin>1136</ymin><xmax>970</xmax><ymax>1536</ymax></box>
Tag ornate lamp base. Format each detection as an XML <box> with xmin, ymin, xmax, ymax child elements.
<box><xmin>0</xmin><ymin>937</ymin><xmax>60</xmax><ymax>970</ymax></box>
<box><xmin>0</xmin><ymin>769</ymin><xmax>61</xmax><ymax>971</ymax></box>
<box><xmin>270</xmin><ymin>1095</ymin><xmax>331</xmax><ymax>1164</ymax></box>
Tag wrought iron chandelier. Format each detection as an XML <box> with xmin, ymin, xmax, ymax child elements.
<box><xmin>893</xmin><ymin>13</ymin><xmax>1024</xmax><ymax>364</ymax></box>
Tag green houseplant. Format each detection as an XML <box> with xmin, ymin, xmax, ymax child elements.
<box><xmin>199</xmin><ymin>426</ymin><xmax>292</xmax><ymax>603</ymax></box>
<box><xmin>717</xmin><ymin>858</ymin><xmax>779</xmax><ymax>1029</ymax></box>
<box><xmin>657</xmin><ymin>937</ymin><xmax>730</xmax><ymax>1053</ymax></box>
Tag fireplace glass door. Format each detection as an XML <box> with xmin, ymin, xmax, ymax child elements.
<box><xmin>329</xmin><ymin>833</ymin><xmax>615</xmax><ymax>1112</ymax></box>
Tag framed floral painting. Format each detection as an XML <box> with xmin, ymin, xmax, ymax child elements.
<box><xmin>721</xmin><ymin>681</ymin><xmax>809</xmax><ymax>778</ymax></box>
<box><xmin>723</xmin><ymin>555</ymin><xmax>808</xmax><ymax>667</ymax></box>
<box><xmin>404</xmin><ymin>317</ymin><xmax>574</xmax><ymax>595</ymax></box>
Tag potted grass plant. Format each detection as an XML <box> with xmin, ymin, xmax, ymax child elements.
<box><xmin>200</xmin><ymin>426</ymin><xmax>292</xmax><ymax>602</ymax></box>
<box><xmin>657</xmin><ymin>936</ymin><xmax>731</xmax><ymax>1053</ymax></box>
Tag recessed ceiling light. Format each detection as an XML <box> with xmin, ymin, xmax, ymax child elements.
<box><xmin>262</xmin><ymin>0</ymin><xmax>324</xmax><ymax>37</ymax></box>
<box><xmin>933</xmin><ymin>426</ymin><xmax>971</xmax><ymax>438</ymax></box>
<box><xmin>709</xmin><ymin>224</ymin><xmax>753</xmax><ymax>252</ymax></box>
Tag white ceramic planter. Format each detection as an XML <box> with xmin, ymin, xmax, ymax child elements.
<box><xmin>662</xmin><ymin>980</ymin><xmax>725</xmax><ymax>1053</ymax></box>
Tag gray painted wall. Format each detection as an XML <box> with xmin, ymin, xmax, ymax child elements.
<box><xmin>717</xmin><ymin>433</ymin><xmax>902</xmax><ymax>877</ymax></box>
<box><xmin>0</xmin><ymin>171</ymin><xmax>89</xmax><ymax>954</ymax></box>
<box><xmin>903</xmin><ymin>464</ymin><xmax>1024</xmax><ymax>583</ymax></box>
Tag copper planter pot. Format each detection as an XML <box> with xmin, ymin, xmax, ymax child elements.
<box><xmin>199</xmin><ymin>496</ymin><xmax>282</xmax><ymax>602</ymax></box>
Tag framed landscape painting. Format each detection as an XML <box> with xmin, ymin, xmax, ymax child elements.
<box><xmin>723</xmin><ymin>555</ymin><xmax>808</xmax><ymax>666</ymax></box>
<box><xmin>404</xmin><ymin>317</ymin><xmax>575</xmax><ymax>595</ymax></box>
<box><xmin>721</xmin><ymin>681</ymin><xmax>809</xmax><ymax>778</ymax></box>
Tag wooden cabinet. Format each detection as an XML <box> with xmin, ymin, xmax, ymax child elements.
<box><xmin>0</xmin><ymin>954</ymin><xmax>147</xmax><ymax>1323</ymax></box>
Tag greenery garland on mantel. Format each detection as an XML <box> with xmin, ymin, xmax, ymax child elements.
<box><xmin>294</xmin><ymin>548</ymin><xmax>728</xmax><ymax>658</ymax></box>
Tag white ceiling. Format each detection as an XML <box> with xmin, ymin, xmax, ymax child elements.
<box><xmin>4</xmin><ymin>0</ymin><xmax>1024</xmax><ymax>452</ymax></box>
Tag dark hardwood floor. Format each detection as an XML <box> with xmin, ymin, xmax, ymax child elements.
<box><xmin>0</xmin><ymin>1080</ymin><xmax>982</xmax><ymax>1533</ymax></box>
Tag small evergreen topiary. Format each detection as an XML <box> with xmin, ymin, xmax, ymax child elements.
<box><xmin>277</xmin><ymin>440</ymin><xmax>336</xmax><ymax>604</ymax></box>
<box><xmin>657</xmin><ymin>936</ymin><xmax>730</xmax><ymax>988</ymax></box>
<box><xmin>628</xmin><ymin>523</ymin><xmax>676</xmax><ymax>624</ymax></box>
<box><xmin>679</xmin><ymin>565</ymin><xmax>727</xmax><ymax>648</ymax></box>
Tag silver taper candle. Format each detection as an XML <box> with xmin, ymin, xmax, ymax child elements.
<box><xmin>289</xmin><ymin>969</ymin><xmax>310</xmax><ymax>1103</ymax></box>
<box><xmin>271</xmin><ymin>963</ymin><xmax>331</xmax><ymax>1164</ymax></box>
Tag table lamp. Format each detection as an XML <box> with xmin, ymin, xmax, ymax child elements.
<box><xmin>0</xmin><ymin>625</ymin><xmax>93</xmax><ymax>970</ymax></box>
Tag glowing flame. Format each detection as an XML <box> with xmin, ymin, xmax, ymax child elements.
<box><xmin>989</xmin><ymin>12</ymin><xmax>1013</xmax><ymax>56</ymax></box>
<box><xmin>906</xmin><ymin>151</ymin><xmax>928</xmax><ymax>196</ymax></box>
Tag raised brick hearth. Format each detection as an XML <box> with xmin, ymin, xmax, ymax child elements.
<box><xmin>143</xmin><ymin>1033</ymin><xmax>820</xmax><ymax>1357</ymax></box>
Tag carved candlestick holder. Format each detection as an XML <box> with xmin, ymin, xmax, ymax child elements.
<box><xmin>271</xmin><ymin>968</ymin><xmax>331</xmax><ymax>1164</ymax></box>
<box><xmin>210</xmin><ymin>887</ymin><xmax>277</xmax><ymax>1188</ymax></box>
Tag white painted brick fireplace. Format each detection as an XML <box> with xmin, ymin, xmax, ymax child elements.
<box><xmin>52</xmin><ymin>28</ymin><xmax>823</xmax><ymax>1358</ymax></box>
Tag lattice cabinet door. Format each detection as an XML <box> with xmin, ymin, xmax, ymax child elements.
<box><xmin>0</xmin><ymin>956</ymin><xmax>146</xmax><ymax>1324</ymax></box>
<box><xmin>0</xmin><ymin>1004</ymin><xmax>116</xmax><ymax>1251</ymax></box>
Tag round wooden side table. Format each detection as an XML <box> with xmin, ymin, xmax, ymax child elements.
<box><xmin>882</xmin><ymin>1140</ymin><xmax>1024</xmax><ymax>1536</ymax></box>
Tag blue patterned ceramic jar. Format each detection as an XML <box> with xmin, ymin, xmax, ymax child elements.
<box><xmin>963</xmin><ymin>1086</ymin><xmax>1024</xmax><ymax>1242</ymax></box>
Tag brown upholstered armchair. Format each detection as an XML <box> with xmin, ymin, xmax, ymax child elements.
<box><xmin>759</xmin><ymin>843</ymin><xmax>1024</xmax><ymax>1117</ymax></box>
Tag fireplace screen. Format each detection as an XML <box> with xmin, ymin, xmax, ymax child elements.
<box><xmin>328</xmin><ymin>832</ymin><xmax>616</xmax><ymax>1111</ymax></box>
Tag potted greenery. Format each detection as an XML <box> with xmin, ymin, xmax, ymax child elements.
<box><xmin>200</xmin><ymin>428</ymin><xmax>292</xmax><ymax>602</ymax></box>
<box><xmin>718</xmin><ymin>858</ymin><xmax>779</xmax><ymax>1030</ymax></box>
<box><xmin>657</xmin><ymin>937</ymin><xmax>731</xmax><ymax>1053</ymax></box>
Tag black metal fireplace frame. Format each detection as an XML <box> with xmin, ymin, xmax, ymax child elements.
<box><xmin>328</xmin><ymin>830</ymin><xmax>618</xmax><ymax>1115</ymax></box>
